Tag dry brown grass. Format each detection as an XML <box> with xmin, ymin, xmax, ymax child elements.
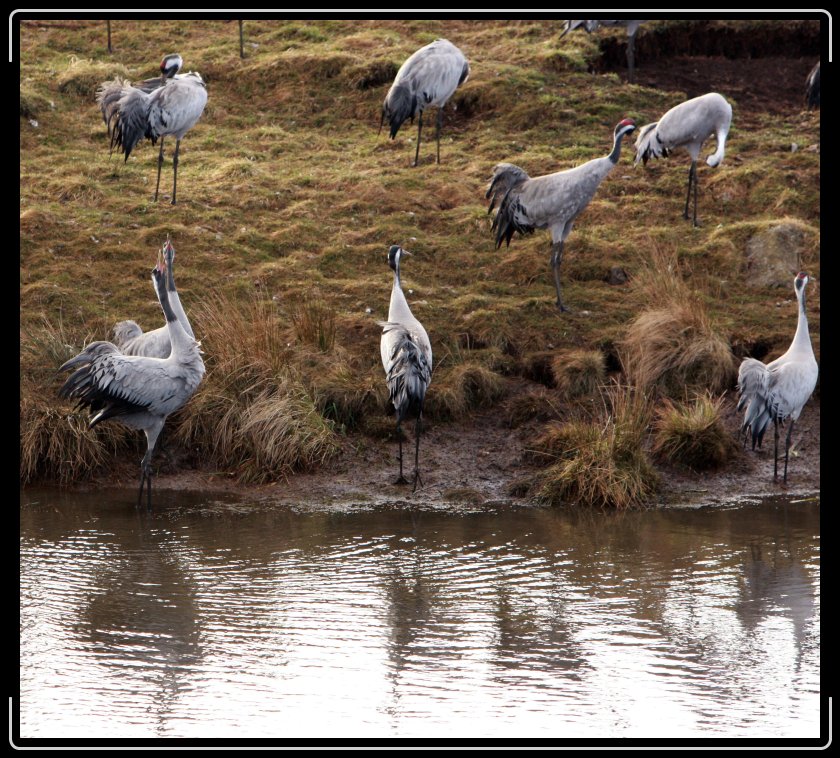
<box><xmin>551</xmin><ymin>348</ymin><xmax>606</xmax><ymax>399</ymax></box>
<box><xmin>652</xmin><ymin>393</ymin><xmax>737</xmax><ymax>471</ymax></box>
<box><xmin>425</xmin><ymin>359</ymin><xmax>507</xmax><ymax>421</ymax></box>
<box><xmin>527</xmin><ymin>383</ymin><xmax>660</xmax><ymax>509</ymax></box>
<box><xmin>619</xmin><ymin>247</ymin><xmax>737</xmax><ymax>397</ymax></box>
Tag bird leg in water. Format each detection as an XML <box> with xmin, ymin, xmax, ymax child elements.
<box><xmin>413</xmin><ymin>111</ymin><xmax>424</xmax><ymax>167</ymax></box>
<box><xmin>171</xmin><ymin>139</ymin><xmax>181</xmax><ymax>205</ymax></box>
<box><xmin>435</xmin><ymin>107</ymin><xmax>444</xmax><ymax>165</ymax></box>
<box><xmin>394</xmin><ymin>421</ymin><xmax>409</xmax><ymax>485</ymax></box>
<box><xmin>154</xmin><ymin>136</ymin><xmax>165</xmax><ymax>202</ymax></box>
<box><xmin>138</xmin><ymin>460</ymin><xmax>153</xmax><ymax>510</ymax></box>
<box><xmin>412</xmin><ymin>415</ymin><xmax>424</xmax><ymax>492</ymax></box>
<box><xmin>550</xmin><ymin>241</ymin><xmax>568</xmax><ymax>312</ymax></box>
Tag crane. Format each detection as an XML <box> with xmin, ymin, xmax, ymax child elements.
<box><xmin>560</xmin><ymin>20</ymin><xmax>646</xmax><ymax>82</ymax></box>
<box><xmin>97</xmin><ymin>53</ymin><xmax>208</xmax><ymax>204</ymax></box>
<box><xmin>633</xmin><ymin>91</ymin><xmax>732</xmax><ymax>227</ymax></box>
<box><xmin>737</xmin><ymin>272</ymin><xmax>819</xmax><ymax>484</ymax></box>
<box><xmin>378</xmin><ymin>245</ymin><xmax>433</xmax><ymax>491</ymax></box>
<box><xmin>380</xmin><ymin>38</ymin><xmax>470</xmax><ymax>167</ymax></box>
<box><xmin>59</xmin><ymin>248</ymin><xmax>205</xmax><ymax>508</ymax></box>
<box><xmin>486</xmin><ymin>117</ymin><xmax>637</xmax><ymax>312</ymax></box>
<box><xmin>805</xmin><ymin>61</ymin><xmax>820</xmax><ymax>109</ymax></box>
<box><xmin>113</xmin><ymin>237</ymin><xmax>196</xmax><ymax>358</ymax></box>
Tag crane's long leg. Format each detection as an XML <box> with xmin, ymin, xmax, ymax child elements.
<box><xmin>413</xmin><ymin>111</ymin><xmax>423</xmax><ymax>167</ymax></box>
<box><xmin>171</xmin><ymin>138</ymin><xmax>181</xmax><ymax>205</ymax></box>
<box><xmin>154</xmin><ymin>136</ymin><xmax>165</xmax><ymax>202</ymax></box>
<box><xmin>626</xmin><ymin>35</ymin><xmax>636</xmax><ymax>83</ymax></box>
<box><xmin>239</xmin><ymin>20</ymin><xmax>244</xmax><ymax>59</ymax></box>
<box><xmin>783</xmin><ymin>420</ymin><xmax>795</xmax><ymax>484</ymax></box>
<box><xmin>683</xmin><ymin>160</ymin><xmax>696</xmax><ymax>222</ymax></box>
<box><xmin>412</xmin><ymin>414</ymin><xmax>424</xmax><ymax>492</ymax></box>
<box><xmin>138</xmin><ymin>458</ymin><xmax>153</xmax><ymax>510</ymax></box>
<box><xmin>773</xmin><ymin>419</ymin><xmax>780</xmax><ymax>482</ymax></box>
<box><xmin>435</xmin><ymin>106</ymin><xmax>444</xmax><ymax>165</ymax></box>
<box><xmin>692</xmin><ymin>162</ymin><xmax>699</xmax><ymax>227</ymax></box>
<box><xmin>550</xmin><ymin>241</ymin><xmax>568</xmax><ymax>312</ymax></box>
<box><xmin>395</xmin><ymin>420</ymin><xmax>409</xmax><ymax>485</ymax></box>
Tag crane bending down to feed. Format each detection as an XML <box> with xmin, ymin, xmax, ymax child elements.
<box><xmin>59</xmin><ymin>248</ymin><xmax>205</xmax><ymax>508</ymax></box>
<box><xmin>97</xmin><ymin>53</ymin><xmax>208</xmax><ymax>204</ymax></box>
<box><xmin>113</xmin><ymin>237</ymin><xmax>196</xmax><ymax>358</ymax></box>
<box><xmin>737</xmin><ymin>272</ymin><xmax>818</xmax><ymax>484</ymax></box>
<box><xmin>380</xmin><ymin>38</ymin><xmax>470</xmax><ymax>167</ymax></box>
<box><xmin>633</xmin><ymin>92</ymin><xmax>732</xmax><ymax>227</ymax></box>
<box><xmin>805</xmin><ymin>61</ymin><xmax>820</xmax><ymax>109</ymax></box>
<box><xmin>560</xmin><ymin>20</ymin><xmax>646</xmax><ymax>82</ymax></box>
<box><xmin>486</xmin><ymin>118</ymin><xmax>637</xmax><ymax>312</ymax></box>
<box><xmin>379</xmin><ymin>245</ymin><xmax>433</xmax><ymax>491</ymax></box>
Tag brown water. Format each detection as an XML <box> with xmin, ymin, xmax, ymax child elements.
<box><xmin>19</xmin><ymin>488</ymin><xmax>820</xmax><ymax>740</ymax></box>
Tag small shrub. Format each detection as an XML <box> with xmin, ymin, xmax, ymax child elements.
<box><xmin>652</xmin><ymin>394</ymin><xmax>737</xmax><ymax>471</ymax></box>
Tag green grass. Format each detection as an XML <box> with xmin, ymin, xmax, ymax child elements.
<box><xmin>19</xmin><ymin>18</ymin><xmax>820</xmax><ymax>487</ymax></box>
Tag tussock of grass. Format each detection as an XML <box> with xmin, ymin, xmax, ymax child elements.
<box><xmin>551</xmin><ymin>349</ymin><xmax>606</xmax><ymax>399</ymax></box>
<box><xmin>57</xmin><ymin>56</ymin><xmax>131</xmax><ymax>98</ymax></box>
<box><xmin>528</xmin><ymin>384</ymin><xmax>659</xmax><ymax>509</ymax></box>
<box><xmin>287</xmin><ymin>295</ymin><xmax>337</xmax><ymax>352</ymax></box>
<box><xmin>20</xmin><ymin>84</ymin><xmax>51</xmax><ymax>118</ymax></box>
<box><xmin>503</xmin><ymin>386</ymin><xmax>562</xmax><ymax>427</ymax></box>
<box><xmin>171</xmin><ymin>291</ymin><xmax>338</xmax><ymax>481</ymax></box>
<box><xmin>620</xmin><ymin>248</ymin><xmax>736</xmax><ymax>396</ymax></box>
<box><xmin>425</xmin><ymin>360</ymin><xmax>507</xmax><ymax>420</ymax></box>
<box><xmin>652</xmin><ymin>393</ymin><xmax>737</xmax><ymax>471</ymax></box>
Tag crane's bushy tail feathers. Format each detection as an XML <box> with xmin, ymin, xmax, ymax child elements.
<box><xmin>485</xmin><ymin>163</ymin><xmax>533</xmax><ymax>249</ymax></box>
<box><xmin>379</xmin><ymin>322</ymin><xmax>432</xmax><ymax>423</ymax></box>
<box><xmin>96</xmin><ymin>80</ymin><xmax>153</xmax><ymax>161</ymax></box>
<box><xmin>633</xmin><ymin>121</ymin><xmax>666</xmax><ymax>166</ymax></box>
<box><xmin>383</xmin><ymin>84</ymin><xmax>417</xmax><ymax>139</ymax></box>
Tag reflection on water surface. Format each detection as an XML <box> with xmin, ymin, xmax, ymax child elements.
<box><xmin>19</xmin><ymin>488</ymin><xmax>820</xmax><ymax>740</ymax></box>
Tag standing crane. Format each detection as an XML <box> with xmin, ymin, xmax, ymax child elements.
<box><xmin>380</xmin><ymin>38</ymin><xmax>470</xmax><ymax>167</ymax></box>
<box><xmin>378</xmin><ymin>245</ymin><xmax>433</xmax><ymax>491</ymax></box>
<box><xmin>805</xmin><ymin>61</ymin><xmax>820</xmax><ymax>110</ymax></box>
<box><xmin>737</xmin><ymin>272</ymin><xmax>819</xmax><ymax>484</ymax></box>
<box><xmin>97</xmin><ymin>53</ymin><xmax>208</xmax><ymax>205</ymax></box>
<box><xmin>486</xmin><ymin>117</ymin><xmax>637</xmax><ymax>312</ymax></box>
<box><xmin>633</xmin><ymin>91</ymin><xmax>732</xmax><ymax>227</ymax></box>
<box><xmin>59</xmin><ymin>248</ymin><xmax>205</xmax><ymax>508</ymax></box>
<box><xmin>113</xmin><ymin>237</ymin><xmax>196</xmax><ymax>358</ymax></box>
<box><xmin>560</xmin><ymin>20</ymin><xmax>646</xmax><ymax>82</ymax></box>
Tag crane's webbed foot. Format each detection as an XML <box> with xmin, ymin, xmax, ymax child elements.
<box><xmin>394</xmin><ymin>474</ymin><xmax>410</xmax><ymax>486</ymax></box>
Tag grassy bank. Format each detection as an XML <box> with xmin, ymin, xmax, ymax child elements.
<box><xmin>19</xmin><ymin>18</ymin><xmax>821</xmax><ymax>506</ymax></box>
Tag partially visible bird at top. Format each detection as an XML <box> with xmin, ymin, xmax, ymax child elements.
<box><xmin>113</xmin><ymin>237</ymin><xmax>196</xmax><ymax>358</ymax></box>
<box><xmin>560</xmin><ymin>20</ymin><xmax>646</xmax><ymax>82</ymax></box>
<box><xmin>378</xmin><ymin>245</ymin><xmax>433</xmax><ymax>491</ymax></box>
<box><xmin>486</xmin><ymin>117</ymin><xmax>637</xmax><ymax>312</ymax></box>
<box><xmin>805</xmin><ymin>61</ymin><xmax>820</xmax><ymax>110</ymax></box>
<box><xmin>633</xmin><ymin>91</ymin><xmax>732</xmax><ymax>227</ymax></box>
<box><xmin>737</xmin><ymin>272</ymin><xmax>819</xmax><ymax>485</ymax></box>
<box><xmin>59</xmin><ymin>246</ymin><xmax>205</xmax><ymax>508</ymax></box>
<box><xmin>380</xmin><ymin>38</ymin><xmax>470</xmax><ymax>167</ymax></box>
<box><xmin>97</xmin><ymin>53</ymin><xmax>208</xmax><ymax>204</ymax></box>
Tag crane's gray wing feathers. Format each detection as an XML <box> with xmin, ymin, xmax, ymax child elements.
<box><xmin>737</xmin><ymin>357</ymin><xmax>772</xmax><ymax>448</ymax></box>
<box><xmin>379</xmin><ymin>322</ymin><xmax>432</xmax><ymax>422</ymax></box>
<box><xmin>633</xmin><ymin>121</ymin><xmax>665</xmax><ymax>165</ymax></box>
<box><xmin>96</xmin><ymin>80</ymin><xmax>154</xmax><ymax>160</ymax></box>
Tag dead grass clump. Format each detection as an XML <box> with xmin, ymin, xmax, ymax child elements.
<box><xmin>652</xmin><ymin>394</ymin><xmax>737</xmax><ymax>471</ymax></box>
<box><xmin>310</xmin><ymin>362</ymin><xmax>387</xmax><ymax>430</ymax></box>
<box><xmin>620</xmin><ymin>247</ymin><xmax>736</xmax><ymax>396</ymax></box>
<box><xmin>529</xmin><ymin>384</ymin><xmax>659</xmax><ymax>509</ymax></box>
<box><xmin>170</xmin><ymin>291</ymin><xmax>338</xmax><ymax>481</ymax></box>
<box><xmin>425</xmin><ymin>361</ymin><xmax>507</xmax><ymax>420</ymax></box>
<box><xmin>287</xmin><ymin>295</ymin><xmax>337</xmax><ymax>352</ymax></box>
<box><xmin>350</xmin><ymin>59</ymin><xmax>398</xmax><ymax>89</ymax></box>
<box><xmin>458</xmin><ymin>308</ymin><xmax>519</xmax><ymax>354</ymax></box>
<box><xmin>57</xmin><ymin>56</ymin><xmax>131</xmax><ymax>98</ymax></box>
<box><xmin>551</xmin><ymin>349</ymin><xmax>606</xmax><ymax>399</ymax></box>
<box><xmin>21</xmin><ymin>380</ymin><xmax>133</xmax><ymax>485</ymax></box>
<box><xmin>503</xmin><ymin>386</ymin><xmax>562</xmax><ymax>427</ymax></box>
